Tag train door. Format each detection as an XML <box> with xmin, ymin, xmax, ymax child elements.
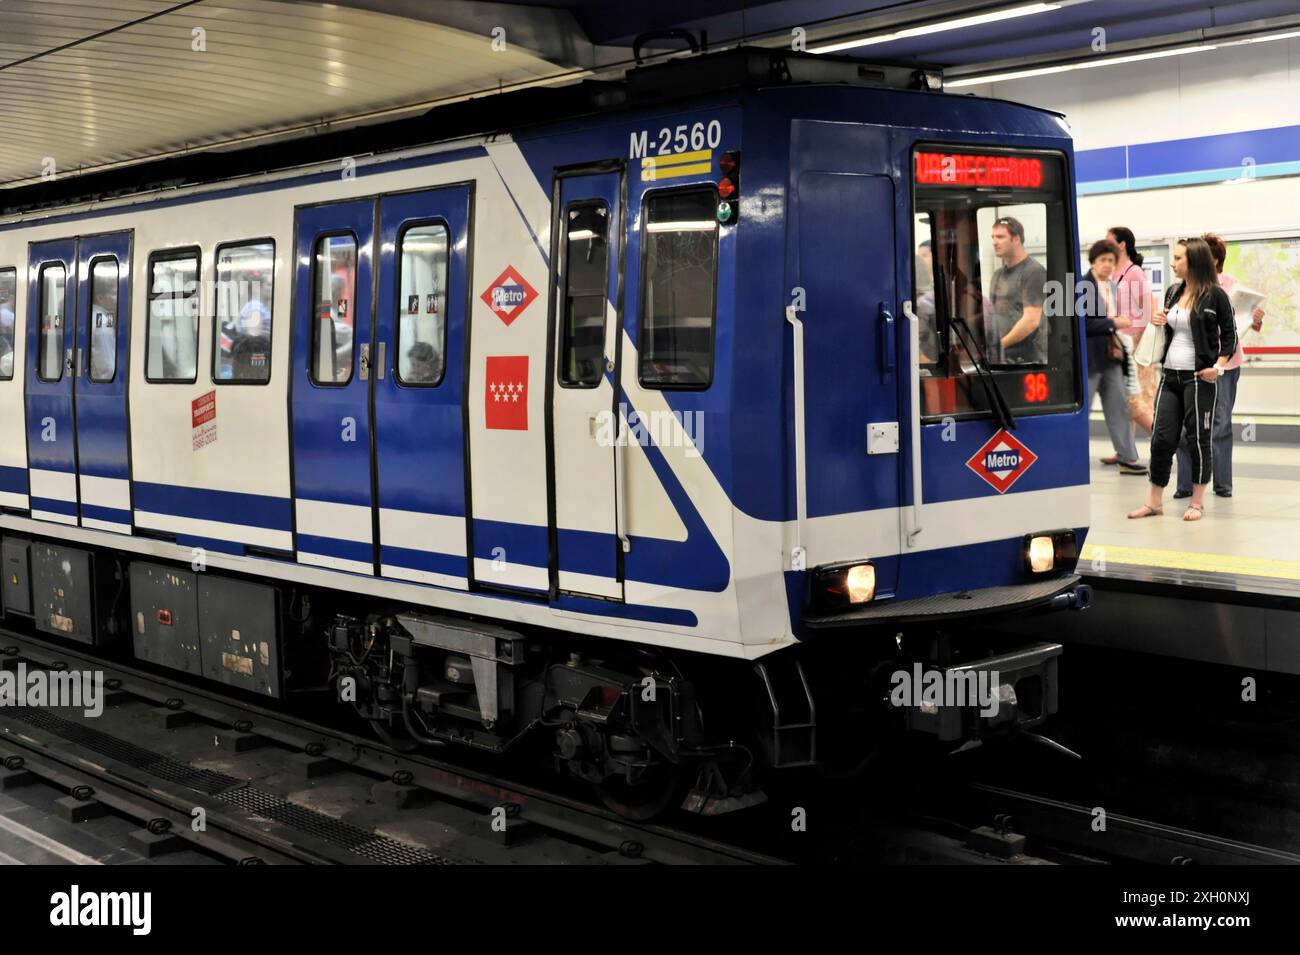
<box><xmin>549</xmin><ymin>169</ymin><xmax>624</xmax><ymax>600</ymax></box>
<box><xmin>73</xmin><ymin>232</ymin><xmax>133</xmax><ymax>533</ymax></box>
<box><xmin>289</xmin><ymin>200</ymin><xmax>377</xmax><ymax>574</ymax></box>
<box><xmin>372</xmin><ymin>186</ymin><xmax>472</xmax><ymax>588</ymax></box>
<box><xmin>794</xmin><ymin>166</ymin><xmax>904</xmax><ymax>598</ymax></box>
<box><xmin>25</xmin><ymin>239</ymin><xmax>79</xmax><ymax>525</ymax></box>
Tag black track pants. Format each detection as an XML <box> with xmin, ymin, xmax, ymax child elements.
<box><xmin>1149</xmin><ymin>369</ymin><xmax>1217</xmax><ymax>488</ymax></box>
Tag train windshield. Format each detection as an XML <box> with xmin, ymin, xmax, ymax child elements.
<box><xmin>912</xmin><ymin>148</ymin><xmax>1078</xmax><ymax>420</ymax></box>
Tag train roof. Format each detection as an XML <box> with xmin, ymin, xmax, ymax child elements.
<box><xmin>0</xmin><ymin>46</ymin><xmax>1066</xmax><ymax>219</ymax></box>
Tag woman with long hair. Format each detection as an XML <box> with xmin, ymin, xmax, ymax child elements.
<box><xmin>1172</xmin><ymin>232</ymin><xmax>1266</xmax><ymax>499</ymax></box>
<box><xmin>1128</xmin><ymin>237</ymin><xmax>1237</xmax><ymax>522</ymax></box>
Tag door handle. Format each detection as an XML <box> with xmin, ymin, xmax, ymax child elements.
<box><xmin>359</xmin><ymin>343</ymin><xmax>370</xmax><ymax>381</ymax></box>
<box><xmin>377</xmin><ymin>342</ymin><xmax>386</xmax><ymax>380</ymax></box>
<box><xmin>879</xmin><ymin>303</ymin><xmax>896</xmax><ymax>379</ymax></box>
<box><xmin>614</xmin><ymin>412</ymin><xmax>630</xmax><ymax>554</ymax></box>
<box><xmin>76</xmin><ymin>348</ymin><xmax>84</xmax><ymax>379</ymax></box>
<box><xmin>902</xmin><ymin>301</ymin><xmax>923</xmax><ymax>546</ymax></box>
<box><xmin>65</xmin><ymin>348</ymin><xmax>74</xmax><ymax>376</ymax></box>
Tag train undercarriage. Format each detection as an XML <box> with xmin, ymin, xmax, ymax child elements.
<box><xmin>0</xmin><ymin>533</ymin><xmax>1080</xmax><ymax>819</ymax></box>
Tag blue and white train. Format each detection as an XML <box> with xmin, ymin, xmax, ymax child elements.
<box><xmin>0</xmin><ymin>49</ymin><xmax>1092</xmax><ymax>815</ymax></box>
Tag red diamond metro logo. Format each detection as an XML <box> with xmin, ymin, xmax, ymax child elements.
<box><xmin>965</xmin><ymin>429</ymin><xmax>1038</xmax><ymax>494</ymax></box>
<box><xmin>480</xmin><ymin>266</ymin><xmax>538</xmax><ymax>327</ymax></box>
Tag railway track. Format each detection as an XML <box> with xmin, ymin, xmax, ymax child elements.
<box><xmin>3</xmin><ymin>626</ymin><xmax>1295</xmax><ymax>867</ymax></box>
<box><xmin>950</xmin><ymin>783</ymin><xmax>1300</xmax><ymax>865</ymax></box>
<box><xmin>0</xmin><ymin>627</ymin><xmax>787</xmax><ymax>865</ymax></box>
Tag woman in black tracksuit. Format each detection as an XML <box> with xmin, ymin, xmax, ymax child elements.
<box><xmin>1128</xmin><ymin>237</ymin><xmax>1237</xmax><ymax>522</ymax></box>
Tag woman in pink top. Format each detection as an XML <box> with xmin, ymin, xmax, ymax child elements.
<box><xmin>1173</xmin><ymin>233</ymin><xmax>1266</xmax><ymax>497</ymax></box>
<box><xmin>1101</xmin><ymin>227</ymin><xmax>1156</xmax><ymax>464</ymax></box>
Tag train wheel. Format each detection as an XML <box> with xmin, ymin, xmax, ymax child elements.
<box><xmin>594</xmin><ymin>762</ymin><xmax>688</xmax><ymax>820</ymax></box>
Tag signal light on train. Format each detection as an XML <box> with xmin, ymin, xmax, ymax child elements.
<box><xmin>717</xmin><ymin>151</ymin><xmax>740</xmax><ymax>223</ymax></box>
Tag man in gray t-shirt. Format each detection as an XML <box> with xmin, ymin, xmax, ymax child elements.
<box><xmin>989</xmin><ymin>216</ymin><xmax>1048</xmax><ymax>364</ymax></box>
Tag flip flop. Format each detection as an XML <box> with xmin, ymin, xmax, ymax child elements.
<box><xmin>1127</xmin><ymin>504</ymin><xmax>1163</xmax><ymax>519</ymax></box>
<box><xmin>1183</xmin><ymin>503</ymin><xmax>1204</xmax><ymax>522</ymax></box>
<box><xmin>1100</xmin><ymin>455</ymin><xmax>1119</xmax><ymax>465</ymax></box>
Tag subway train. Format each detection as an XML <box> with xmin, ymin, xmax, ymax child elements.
<box><xmin>0</xmin><ymin>48</ymin><xmax>1092</xmax><ymax>816</ymax></box>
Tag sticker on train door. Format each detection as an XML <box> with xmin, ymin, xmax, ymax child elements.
<box><xmin>966</xmin><ymin>429</ymin><xmax>1037</xmax><ymax>493</ymax></box>
<box><xmin>485</xmin><ymin>356</ymin><xmax>528</xmax><ymax>431</ymax></box>
<box><xmin>480</xmin><ymin>266</ymin><xmax>537</xmax><ymax>326</ymax></box>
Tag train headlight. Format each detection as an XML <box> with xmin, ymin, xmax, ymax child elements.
<box><xmin>845</xmin><ymin>564</ymin><xmax>876</xmax><ymax>603</ymax></box>
<box><xmin>1027</xmin><ymin>536</ymin><xmax>1055</xmax><ymax>573</ymax></box>
<box><xmin>810</xmin><ymin>561</ymin><xmax>877</xmax><ymax>611</ymax></box>
<box><xmin>1023</xmin><ymin>530</ymin><xmax>1077</xmax><ymax>575</ymax></box>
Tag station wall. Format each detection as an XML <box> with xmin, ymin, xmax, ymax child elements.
<box><xmin>961</xmin><ymin>38</ymin><xmax>1300</xmax><ymax>419</ymax></box>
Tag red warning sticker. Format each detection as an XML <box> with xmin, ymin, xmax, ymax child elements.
<box><xmin>192</xmin><ymin>390</ymin><xmax>218</xmax><ymax>451</ymax></box>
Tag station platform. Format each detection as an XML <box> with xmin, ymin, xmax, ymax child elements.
<box><xmin>1004</xmin><ymin>432</ymin><xmax>1300</xmax><ymax>673</ymax></box>
<box><xmin>1082</xmin><ymin>431</ymin><xmax>1300</xmax><ymax>600</ymax></box>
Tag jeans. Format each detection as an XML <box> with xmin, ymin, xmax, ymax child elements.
<box><xmin>1176</xmin><ymin>366</ymin><xmax>1239</xmax><ymax>494</ymax></box>
<box><xmin>1089</xmin><ymin>363</ymin><xmax>1139</xmax><ymax>464</ymax></box>
<box><xmin>1151</xmin><ymin>369</ymin><xmax>1217</xmax><ymax>488</ymax></box>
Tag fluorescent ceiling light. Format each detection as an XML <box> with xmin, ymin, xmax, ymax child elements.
<box><xmin>1233</xmin><ymin>29</ymin><xmax>1300</xmax><ymax>45</ymax></box>
<box><xmin>947</xmin><ymin>25</ymin><xmax>1300</xmax><ymax>87</ymax></box>
<box><xmin>946</xmin><ymin>43</ymin><xmax>1218</xmax><ymax>87</ymax></box>
<box><xmin>810</xmin><ymin>2</ymin><xmax>1060</xmax><ymax>54</ymax></box>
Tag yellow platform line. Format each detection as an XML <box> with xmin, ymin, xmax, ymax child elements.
<box><xmin>1080</xmin><ymin>542</ymin><xmax>1300</xmax><ymax>581</ymax></box>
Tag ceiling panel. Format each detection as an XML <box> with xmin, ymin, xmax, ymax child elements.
<box><xmin>0</xmin><ymin>0</ymin><xmax>580</xmax><ymax>186</ymax></box>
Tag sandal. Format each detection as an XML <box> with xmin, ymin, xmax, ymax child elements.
<box><xmin>1100</xmin><ymin>455</ymin><xmax>1119</xmax><ymax>466</ymax></box>
<box><xmin>1127</xmin><ymin>504</ymin><xmax>1163</xmax><ymax>519</ymax></box>
<box><xmin>1183</xmin><ymin>503</ymin><xmax>1204</xmax><ymax>522</ymax></box>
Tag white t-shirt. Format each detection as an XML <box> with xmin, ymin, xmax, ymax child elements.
<box><xmin>1165</xmin><ymin>304</ymin><xmax>1196</xmax><ymax>371</ymax></box>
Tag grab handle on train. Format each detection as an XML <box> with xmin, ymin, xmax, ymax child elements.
<box><xmin>879</xmin><ymin>303</ymin><xmax>896</xmax><ymax>380</ymax></box>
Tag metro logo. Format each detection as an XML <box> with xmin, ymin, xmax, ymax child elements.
<box><xmin>966</xmin><ymin>429</ymin><xmax>1037</xmax><ymax>494</ymax></box>
<box><xmin>480</xmin><ymin>266</ymin><xmax>537</xmax><ymax>327</ymax></box>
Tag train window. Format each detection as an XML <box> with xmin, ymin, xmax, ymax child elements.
<box><xmin>214</xmin><ymin>240</ymin><xmax>274</xmax><ymax>384</ymax></box>
<box><xmin>559</xmin><ymin>202</ymin><xmax>610</xmax><ymax>388</ymax></box>
<box><xmin>639</xmin><ymin>189</ymin><xmax>718</xmax><ymax>389</ymax></box>
<box><xmin>395</xmin><ymin>223</ymin><xmax>448</xmax><ymax>386</ymax></box>
<box><xmin>0</xmin><ymin>267</ymin><xmax>15</xmax><ymax>381</ymax></box>
<box><xmin>310</xmin><ymin>234</ymin><xmax>357</xmax><ymax>386</ymax></box>
<box><xmin>88</xmin><ymin>258</ymin><xmax>119</xmax><ymax>383</ymax></box>
<box><xmin>146</xmin><ymin>250</ymin><xmax>200</xmax><ymax>383</ymax></box>
<box><xmin>912</xmin><ymin>149</ymin><xmax>1078</xmax><ymax>420</ymax></box>
<box><xmin>36</xmin><ymin>264</ymin><xmax>67</xmax><ymax>382</ymax></box>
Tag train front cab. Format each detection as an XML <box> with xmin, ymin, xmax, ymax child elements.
<box><xmin>781</xmin><ymin>98</ymin><xmax>1093</xmax><ymax>743</ymax></box>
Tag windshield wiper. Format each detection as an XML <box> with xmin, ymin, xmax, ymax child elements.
<box><xmin>934</xmin><ymin>263</ymin><xmax>1017</xmax><ymax>432</ymax></box>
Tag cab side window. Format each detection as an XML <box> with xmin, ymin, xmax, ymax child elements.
<box><xmin>639</xmin><ymin>189</ymin><xmax>718</xmax><ymax>389</ymax></box>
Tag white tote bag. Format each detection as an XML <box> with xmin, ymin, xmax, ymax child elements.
<box><xmin>1132</xmin><ymin>321</ymin><xmax>1161</xmax><ymax>367</ymax></box>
